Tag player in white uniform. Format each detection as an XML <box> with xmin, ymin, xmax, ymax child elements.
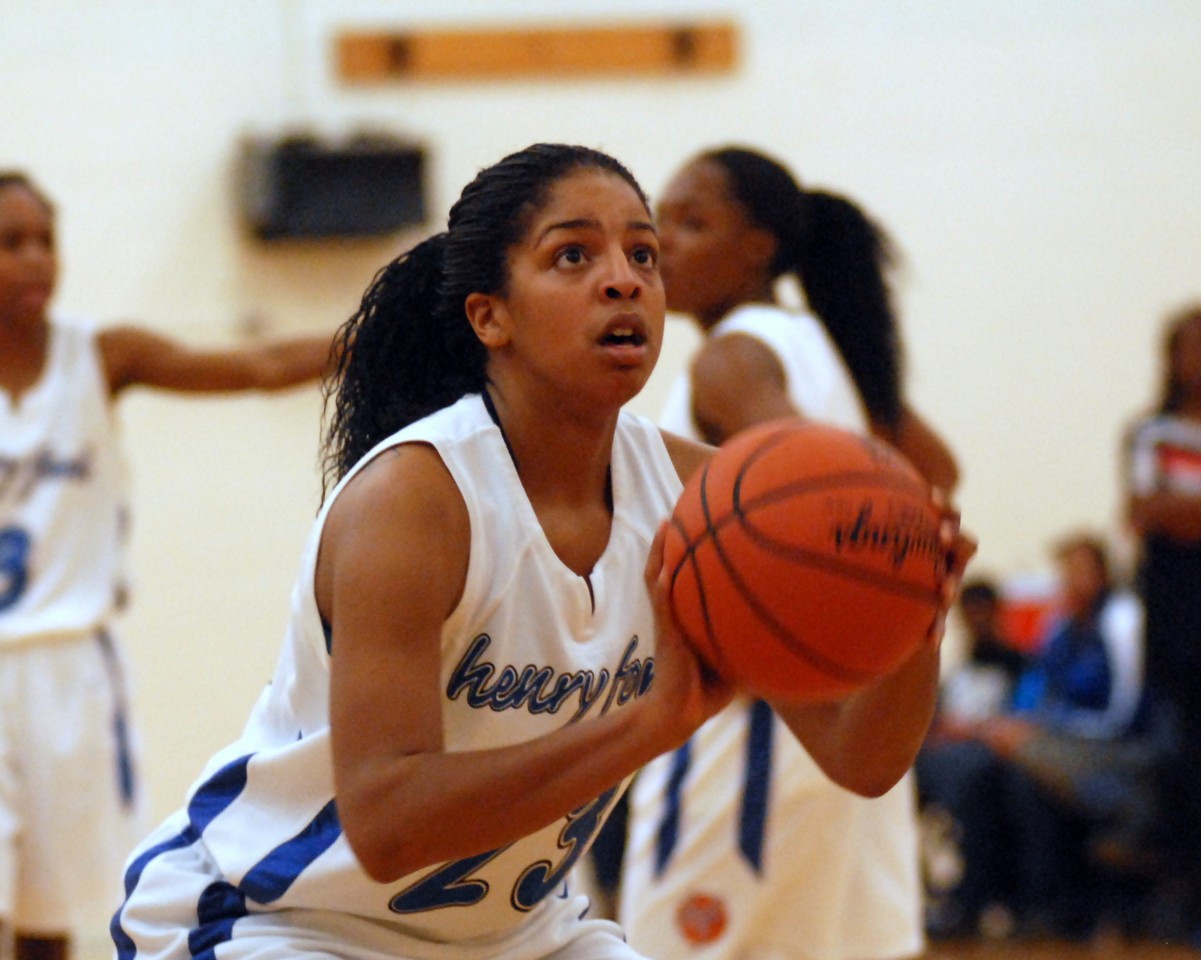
<box><xmin>111</xmin><ymin>144</ymin><xmax>970</xmax><ymax>960</ymax></box>
<box><xmin>0</xmin><ymin>172</ymin><xmax>334</xmax><ymax>960</ymax></box>
<box><xmin>619</xmin><ymin>147</ymin><xmax>960</xmax><ymax>960</ymax></box>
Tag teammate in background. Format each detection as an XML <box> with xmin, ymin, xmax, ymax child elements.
<box><xmin>619</xmin><ymin>145</ymin><xmax>959</xmax><ymax>960</ymax></box>
<box><xmin>111</xmin><ymin>144</ymin><xmax>971</xmax><ymax>960</ymax></box>
<box><xmin>0</xmin><ymin>171</ymin><xmax>335</xmax><ymax>960</ymax></box>
<box><xmin>1124</xmin><ymin>302</ymin><xmax>1201</xmax><ymax>938</ymax></box>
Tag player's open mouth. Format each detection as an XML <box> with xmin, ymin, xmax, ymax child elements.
<box><xmin>599</xmin><ymin>314</ymin><xmax>648</xmax><ymax>348</ymax></box>
<box><xmin>600</xmin><ymin>326</ymin><xmax>647</xmax><ymax>347</ymax></box>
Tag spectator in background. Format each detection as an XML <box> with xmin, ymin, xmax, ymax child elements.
<box><xmin>916</xmin><ymin>578</ymin><xmax>1029</xmax><ymax>938</ymax></box>
<box><xmin>918</xmin><ymin>534</ymin><xmax>1161</xmax><ymax>941</ymax></box>
<box><xmin>1124</xmin><ymin>301</ymin><xmax>1201</xmax><ymax>936</ymax></box>
<box><xmin>934</xmin><ymin>579</ymin><xmax>1030</xmax><ymax>729</ymax></box>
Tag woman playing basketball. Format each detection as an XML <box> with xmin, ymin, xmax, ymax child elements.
<box><xmin>619</xmin><ymin>146</ymin><xmax>960</xmax><ymax>960</ymax></box>
<box><xmin>0</xmin><ymin>171</ymin><xmax>334</xmax><ymax>960</ymax></box>
<box><xmin>111</xmin><ymin>143</ymin><xmax>971</xmax><ymax>960</ymax></box>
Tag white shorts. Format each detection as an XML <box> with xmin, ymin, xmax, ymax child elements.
<box><xmin>620</xmin><ymin>702</ymin><xmax>923</xmax><ymax>960</ymax></box>
<box><xmin>0</xmin><ymin>630</ymin><xmax>146</xmax><ymax>933</ymax></box>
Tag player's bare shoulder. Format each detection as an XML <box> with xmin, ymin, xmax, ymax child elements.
<box><xmin>659</xmin><ymin>428</ymin><xmax>714</xmax><ymax>488</ymax></box>
<box><xmin>317</xmin><ymin>442</ymin><xmax>470</xmax><ymax>623</ymax></box>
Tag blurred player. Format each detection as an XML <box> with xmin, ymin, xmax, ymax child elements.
<box><xmin>0</xmin><ymin>171</ymin><xmax>334</xmax><ymax>960</ymax></box>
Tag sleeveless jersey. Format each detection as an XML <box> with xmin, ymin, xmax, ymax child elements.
<box><xmin>624</xmin><ymin>303</ymin><xmax>923</xmax><ymax>960</ymax></box>
<box><xmin>0</xmin><ymin>317</ymin><xmax>126</xmax><ymax>646</ymax></box>
<box><xmin>113</xmin><ymin>394</ymin><xmax>683</xmax><ymax>960</ymax></box>
<box><xmin>659</xmin><ymin>303</ymin><xmax>867</xmax><ymax>439</ymax></box>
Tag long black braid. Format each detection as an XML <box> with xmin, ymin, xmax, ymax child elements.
<box><xmin>701</xmin><ymin>147</ymin><xmax>904</xmax><ymax>433</ymax></box>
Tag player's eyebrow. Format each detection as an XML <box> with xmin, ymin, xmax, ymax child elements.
<box><xmin>536</xmin><ymin>218</ymin><xmax>657</xmax><ymax>245</ymax></box>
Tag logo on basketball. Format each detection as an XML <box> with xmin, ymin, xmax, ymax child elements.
<box><xmin>827</xmin><ymin>497</ymin><xmax>942</xmax><ymax>573</ymax></box>
<box><xmin>676</xmin><ymin>891</ymin><xmax>728</xmax><ymax>945</ymax></box>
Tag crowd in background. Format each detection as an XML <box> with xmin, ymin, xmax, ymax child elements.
<box><xmin>915</xmin><ymin>303</ymin><xmax>1201</xmax><ymax>947</ymax></box>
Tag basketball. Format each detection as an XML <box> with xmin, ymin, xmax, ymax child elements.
<box><xmin>663</xmin><ymin>419</ymin><xmax>946</xmax><ymax>701</ymax></box>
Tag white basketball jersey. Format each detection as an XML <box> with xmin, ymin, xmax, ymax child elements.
<box><xmin>114</xmin><ymin>394</ymin><xmax>683</xmax><ymax>960</ymax></box>
<box><xmin>0</xmin><ymin>318</ymin><xmax>126</xmax><ymax>646</ymax></box>
<box><xmin>624</xmin><ymin>303</ymin><xmax>923</xmax><ymax>960</ymax></box>
<box><xmin>659</xmin><ymin>303</ymin><xmax>868</xmax><ymax>439</ymax></box>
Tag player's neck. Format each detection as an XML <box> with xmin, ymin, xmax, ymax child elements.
<box><xmin>1175</xmin><ymin>394</ymin><xmax>1201</xmax><ymax>421</ymax></box>
<box><xmin>0</xmin><ymin>315</ymin><xmax>50</xmax><ymax>404</ymax></box>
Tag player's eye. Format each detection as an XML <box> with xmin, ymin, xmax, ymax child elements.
<box><xmin>631</xmin><ymin>245</ymin><xmax>658</xmax><ymax>268</ymax></box>
<box><xmin>555</xmin><ymin>245</ymin><xmax>588</xmax><ymax>267</ymax></box>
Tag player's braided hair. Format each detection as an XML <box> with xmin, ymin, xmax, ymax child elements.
<box><xmin>700</xmin><ymin>147</ymin><xmax>904</xmax><ymax>433</ymax></box>
<box><xmin>321</xmin><ymin>143</ymin><xmax>648</xmax><ymax>490</ymax></box>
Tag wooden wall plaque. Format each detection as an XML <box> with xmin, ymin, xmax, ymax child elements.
<box><xmin>335</xmin><ymin>21</ymin><xmax>738</xmax><ymax>82</ymax></box>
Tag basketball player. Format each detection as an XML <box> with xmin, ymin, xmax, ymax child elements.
<box><xmin>619</xmin><ymin>146</ymin><xmax>960</xmax><ymax>960</ymax></box>
<box><xmin>0</xmin><ymin>171</ymin><xmax>334</xmax><ymax>960</ymax></box>
<box><xmin>111</xmin><ymin>144</ymin><xmax>972</xmax><ymax>960</ymax></box>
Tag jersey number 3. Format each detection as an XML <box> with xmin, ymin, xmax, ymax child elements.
<box><xmin>0</xmin><ymin>526</ymin><xmax>31</xmax><ymax>611</ymax></box>
<box><xmin>388</xmin><ymin>786</ymin><xmax>617</xmax><ymax>915</ymax></box>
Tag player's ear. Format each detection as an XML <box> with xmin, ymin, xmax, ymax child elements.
<box><xmin>465</xmin><ymin>292</ymin><xmax>512</xmax><ymax>348</ymax></box>
<box><xmin>743</xmin><ymin>226</ymin><xmax>778</xmax><ymax>276</ymax></box>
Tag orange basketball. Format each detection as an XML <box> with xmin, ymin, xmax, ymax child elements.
<box><xmin>663</xmin><ymin>419</ymin><xmax>945</xmax><ymax>701</ymax></box>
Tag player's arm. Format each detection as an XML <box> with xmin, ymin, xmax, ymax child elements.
<box><xmin>660</xmin><ymin>428</ymin><xmax>714</xmax><ymax>483</ymax></box>
<box><xmin>320</xmin><ymin>444</ymin><xmax>730</xmax><ymax>883</ymax></box>
<box><xmin>769</xmin><ymin>644</ymin><xmax>942</xmax><ymax>796</ymax></box>
<box><xmin>690</xmin><ymin>333</ymin><xmax>800</xmax><ymax>445</ymax></box>
<box><xmin>877</xmin><ymin>405</ymin><xmax>960</xmax><ymax>494</ymax></box>
<box><xmin>99</xmin><ymin>324</ymin><xmax>335</xmax><ymax>397</ymax></box>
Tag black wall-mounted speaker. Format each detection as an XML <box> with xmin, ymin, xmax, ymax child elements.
<box><xmin>238</xmin><ymin>134</ymin><xmax>427</xmax><ymax>241</ymax></box>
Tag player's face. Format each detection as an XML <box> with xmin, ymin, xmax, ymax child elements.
<box><xmin>478</xmin><ymin>169</ymin><xmax>665</xmax><ymax>411</ymax></box>
<box><xmin>0</xmin><ymin>185</ymin><xmax>57</xmax><ymax>328</ymax></box>
<box><xmin>656</xmin><ymin>160</ymin><xmax>776</xmax><ymax>329</ymax></box>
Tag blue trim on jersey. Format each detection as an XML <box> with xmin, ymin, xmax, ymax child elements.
<box><xmin>189</xmin><ymin>881</ymin><xmax>248</xmax><ymax>960</ymax></box>
<box><xmin>113</xmin><ymin>759</ymin><xmax>348</xmax><ymax>960</ymax></box>
<box><xmin>654</xmin><ymin>739</ymin><xmax>691</xmax><ymax>875</ymax></box>
<box><xmin>240</xmin><ymin>799</ymin><xmax>342</xmax><ymax>903</ymax></box>
<box><xmin>111</xmin><ymin>754</ymin><xmax>253</xmax><ymax>960</ymax></box>
<box><xmin>96</xmin><ymin>628</ymin><xmax>137</xmax><ymax>807</ymax></box>
<box><xmin>739</xmin><ymin>700</ymin><xmax>774</xmax><ymax>873</ymax></box>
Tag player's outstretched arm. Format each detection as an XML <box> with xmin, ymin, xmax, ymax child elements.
<box><xmin>99</xmin><ymin>324</ymin><xmax>336</xmax><ymax>396</ymax></box>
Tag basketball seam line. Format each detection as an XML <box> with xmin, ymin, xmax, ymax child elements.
<box><xmin>700</xmin><ymin>462</ymin><xmax>878</xmax><ymax>686</ymax></box>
